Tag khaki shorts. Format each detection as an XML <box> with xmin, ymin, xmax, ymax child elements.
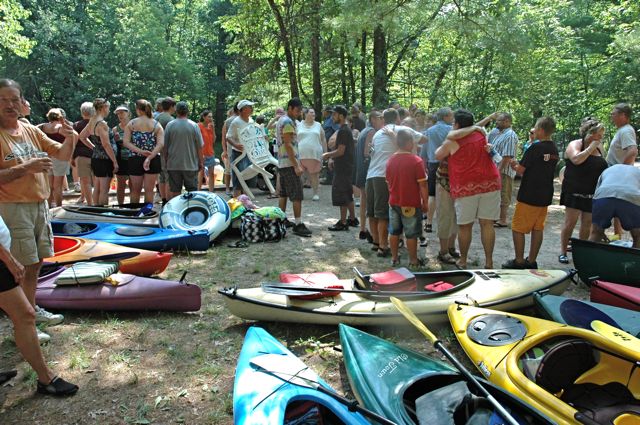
<box><xmin>454</xmin><ymin>190</ymin><xmax>500</xmax><ymax>225</ymax></box>
<box><xmin>75</xmin><ymin>156</ymin><xmax>93</xmax><ymax>178</ymax></box>
<box><xmin>0</xmin><ymin>202</ymin><xmax>53</xmax><ymax>265</ymax></box>
<box><xmin>512</xmin><ymin>201</ymin><xmax>548</xmax><ymax>234</ymax></box>
<box><xmin>365</xmin><ymin>177</ymin><xmax>389</xmax><ymax>220</ymax></box>
<box><xmin>436</xmin><ymin>184</ymin><xmax>457</xmax><ymax>238</ymax></box>
<box><xmin>500</xmin><ymin>174</ymin><xmax>513</xmax><ymax>208</ymax></box>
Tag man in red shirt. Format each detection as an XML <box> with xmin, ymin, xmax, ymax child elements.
<box><xmin>385</xmin><ymin>129</ymin><xmax>429</xmax><ymax>269</ymax></box>
<box><xmin>435</xmin><ymin>109</ymin><xmax>501</xmax><ymax>269</ymax></box>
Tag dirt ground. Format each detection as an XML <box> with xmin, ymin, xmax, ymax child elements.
<box><xmin>0</xmin><ymin>177</ymin><xmax>613</xmax><ymax>424</ymax></box>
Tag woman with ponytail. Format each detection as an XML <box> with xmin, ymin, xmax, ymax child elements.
<box><xmin>122</xmin><ymin>99</ymin><xmax>164</xmax><ymax>204</ymax></box>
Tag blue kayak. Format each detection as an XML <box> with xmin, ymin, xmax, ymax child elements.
<box><xmin>234</xmin><ymin>327</ymin><xmax>370</xmax><ymax>425</ymax></box>
<box><xmin>51</xmin><ymin>221</ymin><xmax>210</xmax><ymax>252</ymax></box>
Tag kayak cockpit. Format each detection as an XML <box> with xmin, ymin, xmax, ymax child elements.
<box><xmin>356</xmin><ymin>268</ymin><xmax>475</xmax><ymax>298</ymax></box>
<box><xmin>284</xmin><ymin>400</ymin><xmax>350</xmax><ymax>425</ymax></box>
<box><xmin>51</xmin><ymin>222</ymin><xmax>97</xmax><ymax>236</ymax></box>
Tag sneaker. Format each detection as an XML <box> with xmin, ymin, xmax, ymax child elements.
<box><xmin>37</xmin><ymin>329</ymin><xmax>51</xmax><ymax>344</ymax></box>
<box><xmin>293</xmin><ymin>223</ymin><xmax>312</xmax><ymax>237</ymax></box>
<box><xmin>312</xmin><ymin>194</ymin><xmax>320</xmax><ymax>201</ymax></box>
<box><xmin>437</xmin><ymin>252</ymin><xmax>457</xmax><ymax>265</ymax></box>
<box><xmin>328</xmin><ymin>220</ymin><xmax>349</xmax><ymax>231</ymax></box>
<box><xmin>62</xmin><ymin>189</ymin><xmax>76</xmax><ymax>196</ymax></box>
<box><xmin>35</xmin><ymin>306</ymin><xmax>64</xmax><ymax>326</ymax></box>
<box><xmin>558</xmin><ymin>254</ymin><xmax>569</xmax><ymax>264</ymax></box>
<box><xmin>359</xmin><ymin>230</ymin><xmax>371</xmax><ymax>240</ymax></box>
<box><xmin>346</xmin><ymin>218</ymin><xmax>359</xmax><ymax>227</ymax></box>
<box><xmin>355</xmin><ymin>199</ymin><xmax>361</xmax><ymax>207</ymax></box>
<box><xmin>525</xmin><ymin>257</ymin><xmax>538</xmax><ymax>269</ymax></box>
<box><xmin>502</xmin><ymin>259</ymin><xmax>527</xmax><ymax>269</ymax></box>
<box><xmin>73</xmin><ymin>182</ymin><xmax>81</xmax><ymax>193</ymax></box>
<box><xmin>37</xmin><ymin>376</ymin><xmax>79</xmax><ymax>397</ymax></box>
<box><xmin>424</xmin><ymin>223</ymin><xmax>433</xmax><ymax>233</ymax></box>
<box><xmin>419</xmin><ymin>237</ymin><xmax>429</xmax><ymax>247</ymax></box>
<box><xmin>283</xmin><ymin>219</ymin><xmax>295</xmax><ymax>229</ymax></box>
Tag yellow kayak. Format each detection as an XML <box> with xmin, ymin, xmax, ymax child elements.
<box><xmin>448</xmin><ymin>304</ymin><xmax>640</xmax><ymax>425</ymax></box>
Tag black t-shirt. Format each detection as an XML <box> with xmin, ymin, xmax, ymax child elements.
<box><xmin>517</xmin><ymin>140</ymin><xmax>559</xmax><ymax>206</ymax></box>
<box><xmin>334</xmin><ymin>124</ymin><xmax>354</xmax><ymax>175</ymax></box>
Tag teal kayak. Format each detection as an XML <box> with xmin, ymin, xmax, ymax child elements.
<box><xmin>234</xmin><ymin>327</ymin><xmax>370</xmax><ymax>425</ymax></box>
<box><xmin>534</xmin><ymin>292</ymin><xmax>640</xmax><ymax>337</ymax></box>
<box><xmin>339</xmin><ymin>324</ymin><xmax>554</xmax><ymax>425</ymax></box>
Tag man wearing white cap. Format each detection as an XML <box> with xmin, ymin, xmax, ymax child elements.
<box><xmin>226</xmin><ymin>99</ymin><xmax>254</xmax><ymax>197</ymax></box>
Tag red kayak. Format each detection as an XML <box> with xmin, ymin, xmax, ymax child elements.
<box><xmin>36</xmin><ymin>266</ymin><xmax>201</xmax><ymax>312</ymax></box>
<box><xmin>46</xmin><ymin>236</ymin><xmax>172</xmax><ymax>276</ymax></box>
<box><xmin>591</xmin><ymin>280</ymin><xmax>640</xmax><ymax>312</ymax></box>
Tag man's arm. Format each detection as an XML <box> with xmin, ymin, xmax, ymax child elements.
<box><xmin>475</xmin><ymin>112</ymin><xmax>498</xmax><ymax>128</ymax></box>
<box><xmin>323</xmin><ymin>144</ymin><xmax>346</xmax><ymax>160</ymax></box>
<box><xmin>623</xmin><ymin>145</ymin><xmax>638</xmax><ymax>165</ymax></box>
<box><xmin>434</xmin><ymin>139</ymin><xmax>458</xmax><ymax>161</ymax></box>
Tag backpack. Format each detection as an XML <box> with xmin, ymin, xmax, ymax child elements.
<box><xmin>262</xmin><ymin>218</ymin><xmax>286</xmax><ymax>242</ymax></box>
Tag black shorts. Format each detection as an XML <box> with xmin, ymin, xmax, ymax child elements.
<box><xmin>128</xmin><ymin>155</ymin><xmax>162</xmax><ymax>176</ymax></box>
<box><xmin>279</xmin><ymin>166</ymin><xmax>304</xmax><ymax>201</ymax></box>
<box><xmin>427</xmin><ymin>162</ymin><xmax>439</xmax><ymax>196</ymax></box>
<box><xmin>116</xmin><ymin>158</ymin><xmax>129</xmax><ymax>176</ymax></box>
<box><xmin>332</xmin><ymin>172</ymin><xmax>354</xmax><ymax>206</ymax></box>
<box><xmin>560</xmin><ymin>192</ymin><xmax>593</xmax><ymax>213</ymax></box>
<box><xmin>91</xmin><ymin>158</ymin><xmax>114</xmax><ymax>178</ymax></box>
<box><xmin>0</xmin><ymin>263</ymin><xmax>19</xmax><ymax>293</ymax></box>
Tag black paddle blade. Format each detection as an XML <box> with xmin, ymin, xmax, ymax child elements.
<box><xmin>559</xmin><ymin>299</ymin><xmax>621</xmax><ymax>330</ymax></box>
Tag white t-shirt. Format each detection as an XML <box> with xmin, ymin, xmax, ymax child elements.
<box><xmin>594</xmin><ymin>164</ymin><xmax>640</xmax><ymax>206</ymax></box>
<box><xmin>367</xmin><ymin>125</ymin><xmax>423</xmax><ymax>179</ymax></box>
<box><xmin>606</xmin><ymin>124</ymin><xmax>637</xmax><ymax>165</ymax></box>
<box><xmin>226</xmin><ymin>116</ymin><xmax>253</xmax><ymax>152</ymax></box>
<box><xmin>0</xmin><ymin>215</ymin><xmax>11</xmax><ymax>251</ymax></box>
<box><xmin>297</xmin><ymin>121</ymin><xmax>323</xmax><ymax>161</ymax></box>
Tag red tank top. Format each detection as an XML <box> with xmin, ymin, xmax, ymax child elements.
<box><xmin>448</xmin><ymin>131</ymin><xmax>501</xmax><ymax>199</ymax></box>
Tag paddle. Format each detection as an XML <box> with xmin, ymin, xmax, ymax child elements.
<box><xmin>390</xmin><ymin>297</ymin><xmax>520</xmax><ymax>425</ymax></box>
<box><xmin>250</xmin><ymin>354</ymin><xmax>397</xmax><ymax>425</ymax></box>
<box><xmin>52</xmin><ymin>251</ymin><xmax>140</xmax><ymax>267</ymax></box>
<box><xmin>591</xmin><ymin>320</ymin><xmax>640</xmax><ymax>353</ymax></box>
<box><xmin>559</xmin><ymin>299</ymin><xmax>622</xmax><ymax>330</ymax></box>
<box><xmin>261</xmin><ymin>282</ymin><xmax>430</xmax><ymax>297</ymax></box>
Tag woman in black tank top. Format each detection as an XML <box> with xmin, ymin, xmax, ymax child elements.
<box><xmin>558</xmin><ymin>118</ymin><xmax>608</xmax><ymax>263</ymax></box>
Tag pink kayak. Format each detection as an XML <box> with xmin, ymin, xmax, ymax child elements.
<box><xmin>591</xmin><ymin>280</ymin><xmax>640</xmax><ymax>312</ymax></box>
<box><xmin>36</xmin><ymin>266</ymin><xmax>201</xmax><ymax>312</ymax></box>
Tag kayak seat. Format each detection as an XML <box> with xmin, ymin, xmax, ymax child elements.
<box><xmin>370</xmin><ymin>268</ymin><xmax>416</xmax><ymax>291</ymax></box>
<box><xmin>115</xmin><ymin>227</ymin><xmax>155</xmax><ymax>237</ymax></box>
<box><xmin>535</xmin><ymin>339</ymin><xmax>596</xmax><ymax>395</ymax></box>
<box><xmin>561</xmin><ymin>382</ymin><xmax>640</xmax><ymax>424</ymax></box>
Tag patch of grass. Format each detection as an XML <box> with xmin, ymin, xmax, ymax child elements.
<box><xmin>109</xmin><ymin>349</ymin><xmax>139</xmax><ymax>366</ymax></box>
<box><xmin>22</xmin><ymin>368</ymin><xmax>37</xmax><ymax>386</ymax></box>
<box><xmin>123</xmin><ymin>399</ymin><xmax>151</xmax><ymax>424</ymax></box>
<box><xmin>69</xmin><ymin>346</ymin><xmax>90</xmax><ymax>370</ymax></box>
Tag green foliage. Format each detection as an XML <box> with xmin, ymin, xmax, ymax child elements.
<box><xmin>0</xmin><ymin>0</ymin><xmax>35</xmax><ymax>59</ymax></box>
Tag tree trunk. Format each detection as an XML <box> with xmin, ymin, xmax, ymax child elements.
<box><xmin>360</xmin><ymin>31</ymin><xmax>367</xmax><ymax>110</ymax></box>
<box><xmin>267</xmin><ymin>0</ymin><xmax>299</xmax><ymax>98</ymax></box>
<box><xmin>340</xmin><ymin>43</ymin><xmax>348</xmax><ymax>105</ymax></box>
<box><xmin>215</xmin><ymin>25</ymin><xmax>229</xmax><ymax>144</ymax></box>
<box><xmin>310</xmin><ymin>0</ymin><xmax>322</xmax><ymax>117</ymax></box>
<box><xmin>372</xmin><ymin>25</ymin><xmax>388</xmax><ymax>109</ymax></box>
<box><xmin>347</xmin><ymin>45</ymin><xmax>356</xmax><ymax>105</ymax></box>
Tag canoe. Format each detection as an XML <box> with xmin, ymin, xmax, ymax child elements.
<box><xmin>51</xmin><ymin>220</ymin><xmax>210</xmax><ymax>252</ymax></box>
<box><xmin>160</xmin><ymin>191</ymin><xmax>231</xmax><ymax>242</ymax></box>
<box><xmin>534</xmin><ymin>291</ymin><xmax>640</xmax><ymax>337</ymax></box>
<box><xmin>218</xmin><ymin>268</ymin><xmax>573</xmax><ymax>326</ymax></box>
<box><xmin>339</xmin><ymin>324</ymin><xmax>554</xmax><ymax>424</ymax></box>
<box><xmin>571</xmin><ymin>237</ymin><xmax>640</xmax><ymax>286</ymax></box>
<box><xmin>47</xmin><ymin>236</ymin><xmax>172</xmax><ymax>276</ymax></box>
<box><xmin>51</xmin><ymin>204</ymin><xmax>160</xmax><ymax>227</ymax></box>
<box><xmin>234</xmin><ymin>326</ymin><xmax>369</xmax><ymax>425</ymax></box>
<box><xmin>591</xmin><ymin>280</ymin><xmax>640</xmax><ymax>312</ymax></box>
<box><xmin>35</xmin><ymin>264</ymin><xmax>201</xmax><ymax>312</ymax></box>
<box><xmin>448</xmin><ymin>304</ymin><xmax>640</xmax><ymax>425</ymax></box>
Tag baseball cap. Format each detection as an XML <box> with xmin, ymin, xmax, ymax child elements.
<box><xmin>333</xmin><ymin>105</ymin><xmax>348</xmax><ymax>117</ymax></box>
<box><xmin>115</xmin><ymin>105</ymin><xmax>129</xmax><ymax>113</ymax></box>
<box><xmin>323</xmin><ymin>106</ymin><xmax>334</xmax><ymax>113</ymax></box>
<box><xmin>237</xmin><ymin>100</ymin><xmax>255</xmax><ymax>110</ymax></box>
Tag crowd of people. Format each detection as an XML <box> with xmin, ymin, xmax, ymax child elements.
<box><xmin>0</xmin><ymin>74</ymin><xmax>639</xmax><ymax>397</ymax></box>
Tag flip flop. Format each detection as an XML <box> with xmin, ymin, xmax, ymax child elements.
<box><xmin>227</xmin><ymin>240</ymin><xmax>249</xmax><ymax>248</ymax></box>
<box><xmin>493</xmin><ymin>222</ymin><xmax>508</xmax><ymax>228</ymax></box>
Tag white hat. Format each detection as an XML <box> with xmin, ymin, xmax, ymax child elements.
<box><xmin>237</xmin><ymin>99</ymin><xmax>255</xmax><ymax>110</ymax></box>
<box><xmin>114</xmin><ymin>105</ymin><xmax>129</xmax><ymax>112</ymax></box>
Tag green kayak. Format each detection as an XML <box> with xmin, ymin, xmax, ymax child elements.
<box><xmin>571</xmin><ymin>237</ymin><xmax>640</xmax><ymax>286</ymax></box>
<box><xmin>533</xmin><ymin>292</ymin><xmax>640</xmax><ymax>337</ymax></box>
<box><xmin>339</xmin><ymin>324</ymin><xmax>554</xmax><ymax>425</ymax></box>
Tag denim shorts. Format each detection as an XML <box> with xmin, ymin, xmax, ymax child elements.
<box><xmin>388</xmin><ymin>205</ymin><xmax>422</xmax><ymax>239</ymax></box>
<box><xmin>203</xmin><ymin>155</ymin><xmax>216</xmax><ymax>169</ymax></box>
<box><xmin>592</xmin><ymin>197</ymin><xmax>640</xmax><ymax>231</ymax></box>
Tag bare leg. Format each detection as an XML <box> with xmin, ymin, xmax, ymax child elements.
<box><xmin>499</xmin><ymin>204</ymin><xmax>509</xmax><ymax>225</ymax></box>
<box><xmin>0</xmin><ymin>287</ymin><xmax>54</xmax><ymax>383</ymax></box>
<box><xmin>129</xmin><ymin>175</ymin><xmax>143</xmax><ymax>204</ymax></box>
<box><xmin>143</xmin><ymin>175</ymin><xmax>158</xmax><ymax>204</ymax></box>
<box><xmin>560</xmin><ymin>207</ymin><xmax>580</xmax><ymax>255</ymax></box>
<box><xmin>116</xmin><ymin>175</ymin><xmax>128</xmax><ymax>205</ymax></box>
<box><xmin>347</xmin><ymin>201</ymin><xmax>355</xmax><ymax>220</ymax></box>
<box><xmin>390</xmin><ymin>234</ymin><xmax>400</xmax><ymax>261</ymax></box>
<box><xmin>578</xmin><ymin>212</ymin><xmax>592</xmax><ymax>240</ymax></box>
<box><xmin>224</xmin><ymin>173</ymin><xmax>231</xmax><ymax>193</ymax></box>
<box><xmin>279</xmin><ymin>197</ymin><xmax>288</xmax><ymax>215</ymax></box>
<box><xmin>479</xmin><ymin>218</ymin><xmax>495</xmax><ymax>268</ymax></box>
<box><xmin>48</xmin><ymin>175</ymin><xmax>54</xmax><ymax>206</ymax></box>
<box><xmin>630</xmin><ymin>229</ymin><xmax>640</xmax><ymax>248</ymax></box>
<box><xmin>369</xmin><ymin>217</ymin><xmax>379</xmax><ymax>245</ymax></box>
<box><xmin>293</xmin><ymin>200</ymin><xmax>302</xmax><ymax>220</ymax></box>
<box><xmin>358</xmin><ymin>188</ymin><xmax>367</xmax><ymax>232</ymax></box>
<box><xmin>52</xmin><ymin>175</ymin><xmax>64</xmax><ymax>207</ymax></box>
<box><xmin>448</xmin><ymin>234</ymin><xmax>457</xmax><ymax>250</ymax></box>
<box><xmin>427</xmin><ymin>196</ymin><xmax>435</xmax><ymax>225</ymax></box>
<box><xmin>512</xmin><ymin>231</ymin><xmax>526</xmax><ymax>263</ymax></box>
<box><xmin>457</xmin><ymin>223</ymin><xmax>473</xmax><ymax>267</ymax></box>
<box><xmin>339</xmin><ymin>206</ymin><xmax>348</xmax><ymax>223</ymax></box>
<box><xmin>207</xmin><ymin>169</ymin><xmax>216</xmax><ymax>192</ymax></box>
<box><xmin>406</xmin><ymin>238</ymin><xmax>418</xmax><ymax>264</ymax></box>
<box><xmin>97</xmin><ymin>177</ymin><xmax>110</xmax><ymax>206</ymax></box>
<box><xmin>378</xmin><ymin>219</ymin><xmax>389</xmax><ymax>249</ymax></box>
<box><xmin>309</xmin><ymin>172</ymin><xmax>320</xmax><ymax>196</ymax></box>
<box><xmin>80</xmin><ymin>176</ymin><xmax>92</xmax><ymax>205</ymax></box>
<box><xmin>613</xmin><ymin>217</ymin><xmax>623</xmax><ymax>237</ymax></box>
<box><xmin>528</xmin><ymin>229</ymin><xmax>544</xmax><ymax>263</ymax></box>
<box><xmin>589</xmin><ymin>224</ymin><xmax>606</xmax><ymax>243</ymax></box>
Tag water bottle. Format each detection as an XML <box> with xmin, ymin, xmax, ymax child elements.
<box><xmin>489</xmin><ymin>147</ymin><xmax>502</xmax><ymax>164</ymax></box>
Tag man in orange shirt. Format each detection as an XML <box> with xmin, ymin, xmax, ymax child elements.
<box><xmin>0</xmin><ymin>79</ymin><xmax>77</xmax><ymax>341</ymax></box>
<box><xmin>198</xmin><ymin>109</ymin><xmax>216</xmax><ymax>191</ymax></box>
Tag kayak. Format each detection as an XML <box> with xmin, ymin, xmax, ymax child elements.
<box><xmin>160</xmin><ymin>191</ymin><xmax>231</xmax><ymax>242</ymax></box>
<box><xmin>218</xmin><ymin>268</ymin><xmax>573</xmax><ymax>326</ymax></box>
<box><xmin>51</xmin><ymin>204</ymin><xmax>160</xmax><ymax>227</ymax></box>
<box><xmin>36</xmin><ymin>264</ymin><xmax>201</xmax><ymax>312</ymax></box>
<box><xmin>47</xmin><ymin>236</ymin><xmax>172</xmax><ymax>276</ymax></box>
<box><xmin>51</xmin><ymin>220</ymin><xmax>210</xmax><ymax>252</ymax></box>
<box><xmin>534</xmin><ymin>291</ymin><xmax>640</xmax><ymax>337</ymax></box>
<box><xmin>234</xmin><ymin>327</ymin><xmax>369</xmax><ymax>425</ymax></box>
<box><xmin>571</xmin><ymin>237</ymin><xmax>640</xmax><ymax>286</ymax></box>
<box><xmin>448</xmin><ymin>304</ymin><xmax>640</xmax><ymax>425</ymax></box>
<box><xmin>591</xmin><ymin>280</ymin><xmax>640</xmax><ymax>312</ymax></box>
<box><xmin>339</xmin><ymin>324</ymin><xmax>554</xmax><ymax>425</ymax></box>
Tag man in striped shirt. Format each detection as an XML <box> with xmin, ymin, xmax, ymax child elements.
<box><xmin>488</xmin><ymin>113</ymin><xmax>519</xmax><ymax>227</ymax></box>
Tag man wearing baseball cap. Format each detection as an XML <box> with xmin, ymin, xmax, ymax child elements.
<box><xmin>226</xmin><ymin>99</ymin><xmax>254</xmax><ymax>197</ymax></box>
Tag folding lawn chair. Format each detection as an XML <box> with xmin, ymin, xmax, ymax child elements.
<box><xmin>232</xmin><ymin>124</ymin><xmax>278</xmax><ymax>199</ymax></box>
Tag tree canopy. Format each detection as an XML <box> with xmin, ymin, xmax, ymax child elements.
<box><xmin>1</xmin><ymin>0</ymin><xmax>638</xmax><ymax>140</ymax></box>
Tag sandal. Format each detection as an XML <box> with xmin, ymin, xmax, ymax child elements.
<box><xmin>437</xmin><ymin>252</ymin><xmax>457</xmax><ymax>265</ymax></box>
<box><xmin>391</xmin><ymin>258</ymin><xmax>401</xmax><ymax>267</ymax></box>
<box><xmin>409</xmin><ymin>259</ymin><xmax>426</xmax><ymax>271</ymax></box>
<box><xmin>377</xmin><ymin>247</ymin><xmax>391</xmax><ymax>258</ymax></box>
<box><xmin>448</xmin><ymin>248</ymin><xmax>461</xmax><ymax>259</ymax></box>
<box><xmin>558</xmin><ymin>254</ymin><xmax>569</xmax><ymax>264</ymax></box>
<box><xmin>37</xmin><ymin>376</ymin><xmax>78</xmax><ymax>397</ymax></box>
<box><xmin>424</xmin><ymin>223</ymin><xmax>433</xmax><ymax>233</ymax></box>
<box><xmin>370</xmin><ymin>243</ymin><xmax>380</xmax><ymax>251</ymax></box>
